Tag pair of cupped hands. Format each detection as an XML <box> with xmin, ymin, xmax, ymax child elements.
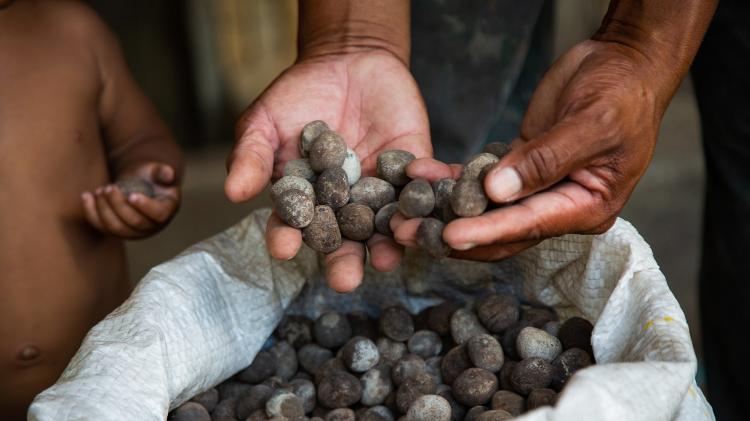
<box><xmin>225</xmin><ymin>39</ymin><xmax>663</xmax><ymax>293</ymax></box>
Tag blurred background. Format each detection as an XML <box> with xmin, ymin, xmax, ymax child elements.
<box><xmin>89</xmin><ymin>1</ymin><xmax>704</xmax><ymax>363</ymax></box>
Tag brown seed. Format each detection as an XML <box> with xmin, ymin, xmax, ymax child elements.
<box><xmin>500</xmin><ymin>321</ymin><xmax>532</xmax><ymax>360</ymax></box>
<box><xmin>190</xmin><ymin>388</ymin><xmax>219</xmax><ymax>412</ymax></box>
<box><xmin>436</xmin><ymin>387</ymin><xmax>466</xmax><ymax>421</ymax></box>
<box><xmin>380</xmin><ymin>306</ymin><xmax>415</xmax><ymax>342</ymax></box>
<box><xmin>452</xmin><ymin>368</ymin><xmax>498</xmax><ymax>407</ymax></box>
<box><xmin>317</xmin><ymin>370</ymin><xmax>362</xmax><ymax>408</ymax></box>
<box><xmin>212</xmin><ymin>398</ymin><xmax>238</xmax><ymax>420</ymax></box>
<box><xmin>298</xmin><ymin>343</ymin><xmax>334</xmax><ymax>374</ymax></box>
<box><xmin>416</xmin><ymin>218</ymin><xmax>449</xmax><ymax>258</ymax></box>
<box><xmin>238</xmin><ymin>350</ymin><xmax>276</xmax><ymax>383</ymax></box>
<box><xmin>450</xmin><ymin>178</ymin><xmax>488</xmax><ymax>217</ymax></box>
<box><xmin>337</xmin><ymin>203</ymin><xmax>375</xmax><ymax>241</ymax></box>
<box><xmin>450</xmin><ymin>308</ymin><xmax>488</xmax><ymax>345</ymax></box>
<box><xmin>557</xmin><ymin>317</ymin><xmax>594</xmax><ymax>357</ymax></box>
<box><xmin>309</xmin><ymin>131</ymin><xmax>347</xmax><ymax>172</ymax></box>
<box><xmin>432</xmin><ymin>178</ymin><xmax>457</xmax><ymax>222</ymax></box>
<box><xmin>396</xmin><ymin>372</ymin><xmax>438</xmax><ymax>413</ymax></box>
<box><xmin>461</xmin><ymin>153</ymin><xmax>499</xmax><ymax>180</ymax></box>
<box><xmin>276</xmin><ymin>315</ymin><xmax>314</xmax><ymax>349</ymax></box>
<box><xmin>303</xmin><ymin>206</ymin><xmax>343</xmax><ymax>253</ymax></box>
<box><xmin>350</xmin><ymin>177</ymin><xmax>397</xmax><ymax>211</ymax></box>
<box><xmin>375</xmin><ymin>202</ymin><xmax>400</xmax><ymax>236</ymax></box>
<box><xmin>520</xmin><ymin>307</ymin><xmax>558</xmax><ymax>329</ymax></box>
<box><xmin>275</xmin><ymin>188</ymin><xmax>315</xmax><ymax>228</ymax></box>
<box><xmin>116</xmin><ymin>177</ymin><xmax>155</xmax><ymax>198</ymax></box>
<box><xmin>440</xmin><ymin>345</ymin><xmax>472</xmax><ymax>386</ymax></box>
<box><xmin>551</xmin><ymin>347</ymin><xmax>592</xmax><ymax>391</ymax></box>
<box><xmin>510</xmin><ymin>358</ymin><xmax>553</xmax><ymax>395</ymax></box>
<box><xmin>406</xmin><ymin>394</ymin><xmax>452</xmax><ymax>421</ymax></box>
<box><xmin>171</xmin><ymin>402</ymin><xmax>210</xmax><ymax>421</ymax></box>
<box><xmin>391</xmin><ymin>354</ymin><xmax>427</xmax><ymax>386</ymax></box>
<box><xmin>483</xmin><ymin>142</ymin><xmax>512</xmax><ymax>159</ymax></box>
<box><xmin>348</xmin><ymin>312</ymin><xmax>379</xmax><ymax>340</ymax></box>
<box><xmin>475</xmin><ymin>409</ymin><xmax>513</xmax><ymax>421</ymax></box>
<box><xmin>526</xmin><ymin>388</ymin><xmax>557</xmax><ymax>410</ymax></box>
<box><xmin>377</xmin><ymin>150</ymin><xmax>416</xmax><ymax>186</ymax></box>
<box><xmin>464</xmin><ymin>406</ymin><xmax>487</xmax><ymax>421</ymax></box>
<box><xmin>476</xmin><ymin>294</ymin><xmax>520</xmax><ymax>334</ymax></box>
<box><xmin>399</xmin><ymin>179</ymin><xmax>435</xmax><ymax>218</ymax></box>
<box><xmin>426</xmin><ymin>302</ymin><xmax>459</xmax><ymax>335</ymax></box>
<box><xmin>217</xmin><ymin>381</ymin><xmax>251</xmax><ymax>400</ymax></box>
<box><xmin>314</xmin><ymin>358</ymin><xmax>347</xmax><ymax>384</ymax></box>
<box><xmin>377</xmin><ymin>337</ymin><xmax>408</xmax><ymax>366</ymax></box>
<box><xmin>490</xmin><ymin>390</ymin><xmax>524</xmax><ymax>416</ymax></box>
<box><xmin>316</xmin><ymin>168</ymin><xmax>350</xmax><ymax>209</ymax></box>
<box><xmin>300</xmin><ymin>120</ymin><xmax>330</xmax><ymax>157</ymax></box>
<box><xmin>326</xmin><ymin>408</ymin><xmax>356</xmax><ymax>421</ymax></box>
<box><xmin>265</xmin><ymin>390</ymin><xmax>305</xmax><ymax>420</ymax></box>
<box><xmin>497</xmin><ymin>361</ymin><xmax>517</xmax><ymax>391</ymax></box>
<box><xmin>236</xmin><ymin>385</ymin><xmax>273</xmax><ymax>420</ymax></box>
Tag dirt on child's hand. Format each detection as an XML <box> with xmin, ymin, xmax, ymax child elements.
<box><xmin>81</xmin><ymin>162</ymin><xmax>180</xmax><ymax>238</ymax></box>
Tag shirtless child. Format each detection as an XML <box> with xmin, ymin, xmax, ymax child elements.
<box><xmin>0</xmin><ymin>1</ymin><xmax>183</xmax><ymax>417</ymax></box>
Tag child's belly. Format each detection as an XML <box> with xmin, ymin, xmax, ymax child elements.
<box><xmin>0</xmin><ymin>188</ymin><xmax>132</xmax><ymax>416</ymax></box>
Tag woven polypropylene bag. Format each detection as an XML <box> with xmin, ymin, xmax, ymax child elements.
<box><xmin>28</xmin><ymin>208</ymin><xmax>714</xmax><ymax>420</ymax></box>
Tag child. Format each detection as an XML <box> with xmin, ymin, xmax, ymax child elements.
<box><xmin>0</xmin><ymin>1</ymin><xmax>183</xmax><ymax>418</ymax></box>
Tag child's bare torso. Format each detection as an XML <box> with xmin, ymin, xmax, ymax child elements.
<box><xmin>0</xmin><ymin>1</ymin><xmax>131</xmax><ymax>416</ymax></box>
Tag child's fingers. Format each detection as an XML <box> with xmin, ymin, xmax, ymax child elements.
<box><xmin>81</xmin><ymin>192</ymin><xmax>104</xmax><ymax>231</ymax></box>
<box><xmin>94</xmin><ymin>190</ymin><xmax>140</xmax><ymax>237</ymax></box>
<box><xmin>103</xmin><ymin>186</ymin><xmax>156</xmax><ymax>231</ymax></box>
<box><xmin>127</xmin><ymin>194</ymin><xmax>177</xmax><ymax>224</ymax></box>
<box><xmin>265</xmin><ymin>212</ymin><xmax>302</xmax><ymax>260</ymax></box>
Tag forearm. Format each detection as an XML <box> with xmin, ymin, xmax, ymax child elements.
<box><xmin>594</xmin><ymin>0</ymin><xmax>718</xmax><ymax>105</ymax></box>
<box><xmin>298</xmin><ymin>0</ymin><xmax>411</xmax><ymax>65</ymax></box>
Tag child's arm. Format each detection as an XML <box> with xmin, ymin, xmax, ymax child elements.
<box><xmin>78</xmin><ymin>8</ymin><xmax>184</xmax><ymax>238</ymax></box>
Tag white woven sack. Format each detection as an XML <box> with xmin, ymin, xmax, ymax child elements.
<box><xmin>28</xmin><ymin>208</ymin><xmax>714</xmax><ymax>420</ymax></box>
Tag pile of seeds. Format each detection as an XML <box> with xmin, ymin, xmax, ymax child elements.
<box><xmin>169</xmin><ymin>295</ymin><xmax>594</xmax><ymax>421</ymax></box>
<box><xmin>271</xmin><ymin>121</ymin><xmax>512</xmax><ymax>257</ymax></box>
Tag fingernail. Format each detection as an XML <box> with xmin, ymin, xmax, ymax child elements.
<box><xmin>128</xmin><ymin>194</ymin><xmax>140</xmax><ymax>204</ymax></box>
<box><xmin>453</xmin><ymin>242</ymin><xmax>476</xmax><ymax>251</ymax></box>
<box><xmin>105</xmin><ymin>185</ymin><xmax>112</xmax><ymax>193</ymax></box>
<box><xmin>488</xmin><ymin>167</ymin><xmax>522</xmax><ymax>202</ymax></box>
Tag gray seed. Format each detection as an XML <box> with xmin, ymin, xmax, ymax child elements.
<box><xmin>171</xmin><ymin>402</ymin><xmax>210</xmax><ymax>421</ymax></box>
<box><xmin>526</xmin><ymin>388</ymin><xmax>557</xmax><ymax>410</ymax></box>
<box><xmin>314</xmin><ymin>312</ymin><xmax>352</xmax><ymax>349</ymax></box>
<box><xmin>289</xmin><ymin>378</ymin><xmax>317</xmax><ymax>413</ymax></box>
<box><xmin>342</xmin><ymin>148</ymin><xmax>361</xmax><ymax>185</ymax></box>
<box><xmin>380</xmin><ymin>306</ymin><xmax>415</xmax><ymax>342</ymax></box>
<box><xmin>361</xmin><ymin>365</ymin><xmax>393</xmax><ymax>406</ymax></box>
<box><xmin>520</xmin><ymin>307</ymin><xmax>558</xmax><ymax>328</ymax></box>
<box><xmin>406</xmin><ymin>394</ymin><xmax>451</xmax><ymax>421</ymax></box>
<box><xmin>450</xmin><ymin>309</ymin><xmax>487</xmax><ymax>345</ymax></box>
<box><xmin>408</xmin><ymin>330</ymin><xmax>443</xmax><ymax>359</ymax></box>
<box><xmin>543</xmin><ymin>321</ymin><xmax>560</xmax><ymax>337</ymax></box>
<box><xmin>309</xmin><ymin>131</ymin><xmax>347</xmax><ymax>172</ymax></box>
<box><xmin>245</xmin><ymin>409</ymin><xmax>267</xmax><ymax>421</ymax></box>
<box><xmin>450</xmin><ymin>178</ymin><xmax>488</xmax><ymax>217</ymax></box>
<box><xmin>375</xmin><ymin>202</ymin><xmax>400</xmax><ymax>236</ymax></box>
<box><xmin>436</xmin><ymin>387</ymin><xmax>466</xmax><ymax>421</ymax></box>
<box><xmin>284</xmin><ymin>159</ymin><xmax>317</xmax><ymax>182</ymax></box>
<box><xmin>275</xmin><ymin>189</ymin><xmax>315</xmax><ymax>228</ymax></box>
<box><xmin>276</xmin><ymin>315</ymin><xmax>314</xmax><ymax>349</ymax></box>
<box><xmin>298</xmin><ymin>343</ymin><xmax>334</xmax><ymax>374</ymax></box>
<box><xmin>341</xmin><ymin>336</ymin><xmax>380</xmax><ymax>372</ymax></box>
<box><xmin>326</xmin><ymin>408</ymin><xmax>356</xmax><ymax>421</ymax></box>
<box><xmin>190</xmin><ymin>388</ymin><xmax>219</xmax><ymax>412</ymax></box>
<box><xmin>261</xmin><ymin>376</ymin><xmax>285</xmax><ymax>389</ymax></box>
<box><xmin>300</xmin><ymin>120</ymin><xmax>330</xmax><ymax>157</ymax></box>
<box><xmin>501</xmin><ymin>321</ymin><xmax>532</xmax><ymax>360</ymax></box>
<box><xmin>271</xmin><ymin>176</ymin><xmax>315</xmax><ymax>202</ymax></box>
<box><xmin>396</xmin><ymin>372</ymin><xmax>438</xmax><ymax>414</ymax></box>
<box><xmin>337</xmin><ymin>203</ymin><xmax>375</xmax><ymax>241</ymax></box>
<box><xmin>466</xmin><ymin>334</ymin><xmax>504</xmax><ymax>372</ymax></box>
<box><xmin>316</xmin><ymin>168</ymin><xmax>350</xmax><ymax>209</ymax></box>
<box><xmin>490</xmin><ymin>391</ymin><xmax>524</xmax><ymax>415</ymax></box>
<box><xmin>476</xmin><ymin>409</ymin><xmax>513</xmax><ymax>421</ymax></box>
<box><xmin>416</xmin><ymin>218</ymin><xmax>449</xmax><ymax>258</ymax></box>
<box><xmin>212</xmin><ymin>398</ymin><xmax>238</xmax><ymax>421</ymax></box>
<box><xmin>424</xmin><ymin>356</ymin><xmax>443</xmax><ymax>385</ymax></box>
<box><xmin>461</xmin><ymin>153</ymin><xmax>499</xmax><ymax>180</ymax></box>
<box><xmin>116</xmin><ymin>177</ymin><xmax>155</xmax><ymax>198</ymax></box>
<box><xmin>265</xmin><ymin>390</ymin><xmax>304</xmax><ymax>420</ymax></box>
<box><xmin>302</xmin><ymin>206</ymin><xmax>343</xmax><ymax>253</ymax></box>
<box><xmin>464</xmin><ymin>406</ymin><xmax>487</xmax><ymax>421</ymax></box>
<box><xmin>238</xmin><ymin>350</ymin><xmax>276</xmax><ymax>384</ymax></box>
<box><xmin>440</xmin><ymin>345</ymin><xmax>472</xmax><ymax>386</ymax></box>
<box><xmin>391</xmin><ymin>354</ymin><xmax>427</xmax><ymax>386</ymax></box>
<box><xmin>350</xmin><ymin>177</ymin><xmax>396</xmax><ymax>211</ymax></box>
<box><xmin>361</xmin><ymin>406</ymin><xmax>395</xmax><ymax>421</ymax></box>
<box><xmin>432</xmin><ymin>179</ymin><xmax>457</xmax><ymax>221</ymax></box>
<box><xmin>270</xmin><ymin>340</ymin><xmax>298</xmax><ymax>381</ymax></box>
<box><xmin>399</xmin><ymin>179</ymin><xmax>435</xmax><ymax>218</ymax></box>
<box><xmin>377</xmin><ymin>337</ymin><xmax>408</xmax><ymax>366</ymax></box>
<box><xmin>217</xmin><ymin>381</ymin><xmax>252</xmax><ymax>401</ymax></box>
<box><xmin>483</xmin><ymin>142</ymin><xmax>512</xmax><ymax>159</ymax></box>
<box><xmin>377</xmin><ymin>150</ymin><xmax>416</xmax><ymax>186</ymax></box>
<box><xmin>516</xmin><ymin>327</ymin><xmax>562</xmax><ymax>361</ymax></box>
<box><xmin>452</xmin><ymin>368</ymin><xmax>498</xmax><ymax>407</ymax></box>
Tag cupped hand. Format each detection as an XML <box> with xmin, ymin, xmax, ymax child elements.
<box><xmin>225</xmin><ymin>50</ymin><xmax>431</xmax><ymax>291</ymax></box>
<box><xmin>397</xmin><ymin>40</ymin><xmax>666</xmax><ymax>260</ymax></box>
<box><xmin>82</xmin><ymin>162</ymin><xmax>180</xmax><ymax>238</ymax></box>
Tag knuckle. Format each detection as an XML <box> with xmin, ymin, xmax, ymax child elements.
<box><xmin>522</xmin><ymin>145</ymin><xmax>562</xmax><ymax>187</ymax></box>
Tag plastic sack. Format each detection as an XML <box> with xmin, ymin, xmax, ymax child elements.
<box><xmin>28</xmin><ymin>208</ymin><xmax>714</xmax><ymax>420</ymax></box>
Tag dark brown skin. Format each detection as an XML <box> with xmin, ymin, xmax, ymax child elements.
<box><xmin>0</xmin><ymin>1</ymin><xmax>182</xmax><ymax>418</ymax></box>
<box><xmin>391</xmin><ymin>0</ymin><xmax>719</xmax><ymax>261</ymax></box>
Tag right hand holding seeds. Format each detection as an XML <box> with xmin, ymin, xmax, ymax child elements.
<box><xmin>224</xmin><ymin>51</ymin><xmax>431</xmax><ymax>291</ymax></box>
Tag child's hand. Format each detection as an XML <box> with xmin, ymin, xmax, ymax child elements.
<box><xmin>81</xmin><ymin>163</ymin><xmax>180</xmax><ymax>238</ymax></box>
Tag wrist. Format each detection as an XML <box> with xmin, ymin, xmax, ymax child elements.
<box><xmin>298</xmin><ymin>21</ymin><xmax>410</xmax><ymax>66</ymax></box>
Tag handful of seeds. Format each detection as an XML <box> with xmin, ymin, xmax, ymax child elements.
<box><xmin>271</xmin><ymin>121</ymin><xmax>513</xmax><ymax>258</ymax></box>
<box><xmin>169</xmin><ymin>297</ymin><xmax>595</xmax><ymax>421</ymax></box>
